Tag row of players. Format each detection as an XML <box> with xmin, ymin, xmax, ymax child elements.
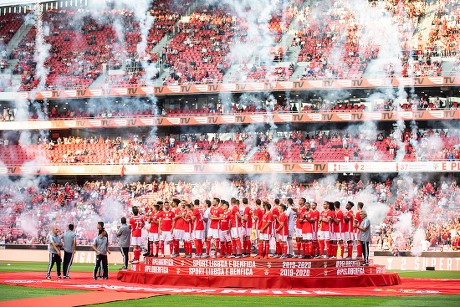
<box><xmin>127</xmin><ymin>197</ymin><xmax>370</xmax><ymax>265</ymax></box>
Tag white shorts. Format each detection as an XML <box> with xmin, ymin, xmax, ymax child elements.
<box><xmin>219</xmin><ymin>230</ymin><xmax>232</xmax><ymax>242</ymax></box>
<box><xmin>148</xmin><ymin>233</ymin><xmax>159</xmax><ymax>242</ymax></box>
<box><xmin>231</xmin><ymin>227</ymin><xmax>243</xmax><ymax>239</ymax></box>
<box><xmin>160</xmin><ymin>231</ymin><xmax>172</xmax><ymax>242</ymax></box>
<box><xmin>318</xmin><ymin>230</ymin><xmax>330</xmax><ymax>240</ymax></box>
<box><xmin>194</xmin><ymin>230</ymin><xmax>205</xmax><ymax>240</ymax></box>
<box><xmin>352</xmin><ymin>232</ymin><xmax>359</xmax><ymax>241</ymax></box>
<box><xmin>260</xmin><ymin>233</ymin><xmax>271</xmax><ymax>241</ymax></box>
<box><xmin>342</xmin><ymin>232</ymin><xmax>351</xmax><ymax>242</ymax></box>
<box><xmin>331</xmin><ymin>232</ymin><xmax>342</xmax><ymax>241</ymax></box>
<box><xmin>295</xmin><ymin>228</ymin><xmax>303</xmax><ymax>239</ymax></box>
<box><xmin>183</xmin><ymin>232</ymin><xmax>192</xmax><ymax>242</ymax></box>
<box><xmin>312</xmin><ymin>231</ymin><xmax>318</xmax><ymax>241</ymax></box>
<box><xmin>173</xmin><ymin>229</ymin><xmax>184</xmax><ymax>241</ymax></box>
<box><xmin>131</xmin><ymin>236</ymin><xmax>142</xmax><ymax>246</ymax></box>
<box><xmin>208</xmin><ymin>228</ymin><xmax>219</xmax><ymax>239</ymax></box>
<box><xmin>277</xmin><ymin>235</ymin><xmax>288</xmax><ymax>242</ymax></box>
<box><xmin>244</xmin><ymin>228</ymin><xmax>252</xmax><ymax>237</ymax></box>
<box><xmin>302</xmin><ymin>233</ymin><xmax>313</xmax><ymax>241</ymax></box>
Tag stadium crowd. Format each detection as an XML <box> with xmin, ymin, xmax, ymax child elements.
<box><xmin>0</xmin><ymin>0</ymin><xmax>458</xmax><ymax>91</ymax></box>
<box><xmin>0</xmin><ymin>177</ymin><xmax>458</xmax><ymax>258</ymax></box>
<box><xmin>0</xmin><ymin>127</ymin><xmax>459</xmax><ymax>165</ymax></box>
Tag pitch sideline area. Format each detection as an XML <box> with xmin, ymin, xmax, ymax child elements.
<box><xmin>0</xmin><ymin>271</ymin><xmax>459</xmax><ymax>297</ymax></box>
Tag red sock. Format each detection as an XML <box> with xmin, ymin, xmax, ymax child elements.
<box><xmin>276</xmin><ymin>242</ymin><xmax>281</xmax><ymax>255</ymax></box>
<box><xmin>307</xmin><ymin>241</ymin><xmax>311</xmax><ymax>256</ymax></box>
<box><xmin>297</xmin><ymin>241</ymin><xmax>302</xmax><ymax>256</ymax></box>
<box><xmin>134</xmin><ymin>249</ymin><xmax>140</xmax><ymax>260</ymax></box>
<box><xmin>149</xmin><ymin>241</ymin><xmax>153</xmax><ymax>255</ymax></box>
<box><xmin>220</xmin><ymin>241</ymin><xmax>226</xmax><ymax>256</ymax></box>
<box><xmin>282</xmin><ymin>243</ymin><xmax>288</xmax><ymax>255</ymax></box>
<box><xmin>246</xmin><ymin>239</ymin><xmax>251</xmax><ymax>254</ymax></box>
<box><xmin>258</xmin><ymin>242</ymin><xmax>264</xmax><ymax>257</ymax></box>
<box><xmin>206</xmin><ymin>240</ymin><xmax>211</xmax><ymax>255</ymax></box>
<box><xmin>215</xmin><ymin>240</ymin><xmax>220</xmax><ymax>256</ymax></box>
<box><xmin>264</xmin><ymin>241</ymin><xmax>270</xmax><ymax>257</ymax></box>
<box><xmin>194</xmin><ymin>240</ymin><xmax>200</xmax><ymax>255</ymax></box>
<box><xmin>227</xmin><ymin>241</ymin><xmax>232</xmax><ymax>256</ymax></box>
<box><xmin>347</xmin><ymin>242</ymin><xmax>353</xmax><ymax>258</ymax></box>
<box><xmin>325</xmin><ymin>241</ymin><xmax>331</xmax><ymax>257</ymax></box>
<box><xmin>356</xmin><ymin>241</ymin><xmax>362</xmax><ymax>257</ymax></box>
<box><xmin>175</xmin><ymin>240</ymin><xmax>180</xmax><ymax>255</ymax></box>
<box><xmin>154</xmin><ymin>242</ymin><xmax>159</xmax><ymax>256</ymax></box>
<box><xmin>169</xmin><ymin>242</ymin><xmax>174</xmax><ymax>255</ymax></box>
<box><xmin>319</xmin><ymin>240</ymin><xmax>325</xmax><ymax>256</ymax></box>
<box><xmin>232</xmin><ymin>239</ymin><xmax>237</xmax><ymax>255</ymax></box>
<box><xmin>159</xmin><ymin>241</ymin><xmax>164</xmax><ymax>255</ymax></box>
<box><xmin>331</xmin><ymin>243</ymin><xmax>337</xmax><ymax>257</ymax></box>
<box><xmin>236</xmin><ymin>239</ymin><xmax>242</xmax><ymax>255</ymax></box>
<box><xmin>302</xmin><ymin>242</ymin><xmax>307</xmax><ymax>256</ymax></box>
<box><xmin>313</xmin><ymin>240</ymin><xmax>319</xmax><ymax>256</ymax></box>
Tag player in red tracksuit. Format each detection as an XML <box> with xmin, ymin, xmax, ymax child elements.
<box><xmin>354</xmin><ymin>202</ymin><xmax>364</xmax><ymax>258</ymax></box>
<box><xmin>301</xmin><ymin>202</ymin><xmax>313</xmax><ymax>258</ymax></box>
<box><xmin>343</xmin><ymin>201</ymin><xmax>355</xmax><ymax>259</ymax></box>
<box><xmin>272</xmin><ymin>199</ymin><xmax>281</xmax><ymax>257</ymax></box>
<box><xmin>242</xmin><ymin>197</ymin><xmax>253</xmax><ymax>256</ymax></box>
<box><xmin>332</xmin><ymin>201</ymin><xmax>344</xmax><ymax>258</ymax></box>
<box><xmin>182</xmin><ymin>204</ymin><xmax>194</xmax><ymax>258</ymax></box>
<box><xmin>191</xmin><ymin>199</ymin><xmax>205</xmax><ymax>257</ymax></box>
<box><xmin>276</xmin><ymin>204</ymin><xmax>289</xmax><ymax>258</ymax></box>
<box><xmin>158</xmin><ymin>201</ymin><xmax>175</xmax><ymax>258</ymax></box>
<box><xmin>129</xmin><ymin>206</ymin><xmax>145</xmax><ymax>263</ymax></box>
<box><xmin>258</xmin><ymin>202</ymin><xmax>273</xmax><ymax>259</ymax></box>
<box><xmin>229</xmin><ymin>198</ymin><xmax>243</xmax><ymax>257</ymax></box>
<box><xmin>318</xmin><ymin>201</ymin><xmax>334</xmax><ymax>258</ymax></box>
<box><xmin>219</xmin><ymin>201</ymin><xmax>232</xmax><ymax>257</ymax></box>
<box><xmin>309</xmin><ymin>202</ymin><xmax>320</xmax><ymax>257</ymax></box>
<box><xmin>148</xmin><ymin>203</ymin><xmax>161</xmax><ymax>257</ymax></box>
<box><xmin>295</xmin><ymin>198</ymin><xmax>306</xmax><ymax>258</ymax></box>
<box><xmin>206</xmin><ymin>198</ymin><xmax>223</xmax><ymax>258</ymax></box>
<box><xmin>253</xmin><ymin>199</ymin><xmax>264</xmax><ymax>257</ymax></box>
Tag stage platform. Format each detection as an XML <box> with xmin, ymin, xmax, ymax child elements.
<box><xmin>117</xmin><ymin>257</ymin><xmax>401</xmax><ymax>289</ymax></box>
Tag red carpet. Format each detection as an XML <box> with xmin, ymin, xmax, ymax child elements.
<box><xmin>0</xmin><ymin>291</ymin><xmax>161</xmax><ymax>307</ymax></box>
<box><xmin>0</xmin><ymin>272</ymin><xmax>459</xmax><ymax>297</ymax></box>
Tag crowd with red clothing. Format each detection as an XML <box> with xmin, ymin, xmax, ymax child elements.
<box><xmin>0</xmin><ymin>177</ymin><xmax>458</xmax><ymax>258</ymax></box>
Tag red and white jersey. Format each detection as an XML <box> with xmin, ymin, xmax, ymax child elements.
<box><xmin>149</xmin><ymin>211</ymin><xmax>160</xmax><ymax>233</ymax></box>
<box><xmin>261</xmin><ymin>211</ymin><xmax>273</xmax><ymax>235</ymax></box>
<box><xmin>220</xmin><ymin>211</ymin><xmax>231</xmax><ymax>231</ymax></box>
<box><xmin>310</xmin><ymin>209</ymin><xmax>320</xmax><ymax>233</ymax></box>
<box><xmin>183</xmin><ymin>211</ymin><xmax>193</xmax><ymax>233</ymax></box>
<box><xmin>192</xmin><ymin>208</ymin><xmax>205</xmax><ymax>231</ymax></box>
<box><xmin>243</xmin><ymin>206</ymin><xmax>253</xmax><ymax>229</ymax></box>
<box><xmin>295</xmin><ymin>206</ymin><xmax>306</xmax><ymax>229</ymax></box>
<box><xmin>271</xmin><ymin>207</ymin><xmax>280</xmax><ymax>234</ymax></box>
<box><xmin>319</xmin><ymin>209</ymin><xmax>334</xmax><ymax>231</ymax></box>
<box><xmin>255</xmin><ymin>207</ymin><xmax>264</xmax><ymax>230</ymax></box>
<box><xmin>302</xmin><ymin>210</ymin><xmax>313</xmax><ymax>234</ymax></box>
<box><xmin>174</xmin><ymin>207</ymin><xmax>186</xmax><ymax>231</ymax></box>
<box><xmin>333</xmin><ymin>210</ymin><xmax>344</xmax><ymax>233</ymax></box>
<box><xmin>278</xmin><ymin>212</ymin><xmax>289</xmax><ymax>236</ymax></box>
<box><xmin>354</xmin><ymin>210</ymin><xmax>363</xmax><ymax>233</ymax></box>
<box><xmin>209</xmin><ymin>206</ymin><xmax>224</xmax><ymax>229</ymax></box>
<box><xmin>129</xmin><ymin>215</ymin><xmax>145</xmax><ymax>238</ymax></box>
<box><xmin>230</xmin><ymin>205</ymin><xmax>242</xmax><ymax>228</ymax></box>
<box><xmin>343</xmin><ymin>209</ymin><xmax>354</xmax><ymax>233</ymax></box>
<box><xmin>158</xmin><ymin>210</ymin><xmax>175</xmax><ymax>232</ymax></box>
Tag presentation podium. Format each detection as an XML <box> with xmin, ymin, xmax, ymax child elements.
<box><xmin>117</xmin><ymin>257</ymin><xmax>401</xmax><ymax>288</ymax></box>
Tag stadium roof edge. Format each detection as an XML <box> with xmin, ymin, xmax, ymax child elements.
<box><xmin>0</xmin><ymin>0</ymin><xmax>88</xmax><ymax>9</ymax></box>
